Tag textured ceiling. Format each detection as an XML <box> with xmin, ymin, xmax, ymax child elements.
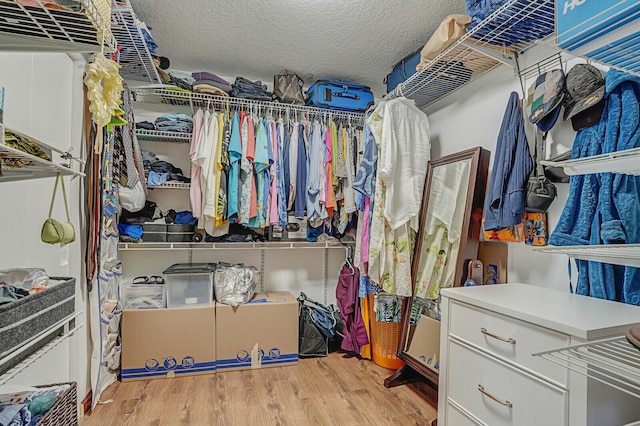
<box><xmin>131</xmin><ymin>0</ymin><xmax>466</xmax><ymax>96</ymax></box>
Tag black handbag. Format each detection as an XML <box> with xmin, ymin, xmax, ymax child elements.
<box><xmin>526</xmin><ymin>131</ymin><xmax>557</xmax><ymax>213</ymax></box>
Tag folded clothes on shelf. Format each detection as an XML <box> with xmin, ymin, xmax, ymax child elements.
<box><xmin>230</xmin><ymin>77</ymin><xmax>273</xmax><ymax>101</ymax></box>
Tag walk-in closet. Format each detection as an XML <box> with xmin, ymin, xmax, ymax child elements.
<box><xmin>2</xmin><ymin>1</ymin><xmax>640</xmax><ymax>425</ymax></box>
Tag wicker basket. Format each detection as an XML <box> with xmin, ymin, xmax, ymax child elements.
<box><xmin>36</xmin><ymin>381</ymin><xmax>78</xmax><ymax>426</ymax></box>
<box><xmin>368</xmin><ymin>294</ymin><xmax>405</xmax><ymax>370</ymax></box>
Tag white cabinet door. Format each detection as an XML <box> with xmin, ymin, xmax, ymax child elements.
<box><xmin>447</xmin><ymin>339</ymin><xmax>568</xmax><ymax>426</ymax></box>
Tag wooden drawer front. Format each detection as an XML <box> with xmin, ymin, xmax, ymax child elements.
<box><xmin>449</xmin><ymin>300</ymin><xmax>569</xmax><ymax>385</ymax></box>
<box><xmin>447</xmin><ymin>340</ymin><xmax>568</xmax><ymax>426</ymax></box>
<box><xmin>446</xmin><ymin>401</ymin><xmax>484</xmax><ymax>426</ymax></box>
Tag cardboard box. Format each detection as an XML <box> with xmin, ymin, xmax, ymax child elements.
<box><xmin>121</xmin><ymin>306</ymin><xmax>216</xmax><ymax>381</ymax></box>
<box><xmin>477</xmin><ymin>242</ymin><xmax>508</xmax><ymax>284</ymax></box>
<box><xmin>216</xmin><ymin>292</ymin><xmax>298</xmax><ymax>372</ymax></box>
<box><xmin>406</xmin><ymin>314</ymin><xmax>440</xmax><ymax>373</ymax></box>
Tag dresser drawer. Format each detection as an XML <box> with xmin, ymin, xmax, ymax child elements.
<box><xmin>447</xmin><ymin>339</ymin><xmax>568</xmax><ymax>426</ymax></box>
<box><xmin>449</xmin><ymin>300</ymin><xmax>569</xmax><ymax>385</ymax></box>
<box><xmin>446</xmin><ymin>401</ymin><xmax>484</xmax><ymax>426</ymax></box>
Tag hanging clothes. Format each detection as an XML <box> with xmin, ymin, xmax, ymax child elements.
<box><xmin>336</xmin><ymin>263</ymin><xmax>369</xmax><ymax>353</ymax></box>
<box><xmin>214</xmin><ymin>112</ymin><xmax>228</xmax><ymax>227</ymax></box>
<box><xmin>288</xmin><ymin>122</ymin><xmax>299</xmax><ymax>211</ymax></box>
<box><xmin>227</xmin><ymin>112</ymin><xmax>242</xmax><ymax>223</ymax></box>
<box><xmin>294</xmin><ymin>123</ymin><xmax>308</xmax><ymax>219</ymax></box>
<box><xmin>269</xmin><ymin>120</ymin><xmax>279</xmax><ymax>225</ymax></box>
<box><xmin>248</xmin><ymin>118</ymin><xmax>270</xmax><ymax>228</ymax></box>
<box><xmin>276</xmin><ymin>119</ymin><xmax>288</xmax><ymax>226</ymax></box>
<box><xmin>367</xmin><ymin>98</ymin><xmax>431</xmax><ymax>297</ymax></box>
<box><xmin>306</xmin><ymin>121</ymin><xmax>323</xmax><ymax>222</ymax></box>
<box><xmin>239</xmin><ymin>113</ymin><xmax>254</xmax><ymax>224</ymax></box>
<box><xmin>200</xmin><ymin>112</ymin><xmax>222</xmax><ymax>236</ymax></box>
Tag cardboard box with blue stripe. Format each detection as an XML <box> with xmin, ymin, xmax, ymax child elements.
<box><xmin>216</xmin><ymin>292</ymin><xmax>298</xmax><ymax>372</ymax></box>
<box><xmin>121</xmin><ymin>306</ymin><xmax>216</xmax><ymax>382</ymax></box>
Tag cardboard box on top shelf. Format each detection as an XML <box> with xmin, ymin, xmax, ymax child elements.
<box><xmin>121</xmin><ymin>306</ymin><xmax>216</xmax><ymax>382</ymax></box>
<box><xmin>477</xmin><ymin>241</ymin><xmax>508</xmax><ymax>284</ymax></box>
<box><xmin>216</xmin><ymin>291</ymin><xmax>298</xmax><ymax>372</ymax></box>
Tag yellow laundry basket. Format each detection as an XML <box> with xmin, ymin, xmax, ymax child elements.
<box><xmin>368</xmin><ymin>294</ymin><xmax>405</xmax><ymax>370</ymax></box>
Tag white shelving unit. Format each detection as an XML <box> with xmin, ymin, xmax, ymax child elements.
<box><xmin>540</xmin><ymin>147</ymin><xmax>640</xmax><ymax>176</ymax></box>
<box><xmin>147</xmin><ymin>181</ymin><xmax>190</xmax><ymax>190</ymax></box>
<box><xmin>385</xmin><ymin>0</ymin><xmax>554</xmax><ymax>108</ymax></box>
<box><xmin>533</xmin><ymin>335</ymin><xmax>640</xmax><ymax>400</ymax></box>
<box><xmin>534</xmin><ymin>244</ymin><xmax>640</xmax><ymax>268</ymax></box>
<box><xmin>0</xmin><ymin>124</ymin><xmax>84</xmax><ymax>182</ymax></box>
<box><xmin>0</xmin><ymin>0</ymin><xmax>115</xmax><ymax>52</ymax></box>
<box><xmin>119</xmin><ymin>240</ymin><xmax>355</xmax><ymax>251</ymax></box>
<box><xmin>136</xmin><ymin>129</ymin><xmax>192</xmax><ymax>144</ymax></box>
<box><xmin>0</xmin><ymin>312</ymin><xmax>83</xmax><ymax>385</ymax></box>
<box><xmin>110</xmin><ymin>0</ymin><xmax>161</xmax><ymax>83</ymax></box>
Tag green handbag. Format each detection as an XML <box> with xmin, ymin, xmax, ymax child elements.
<box><xmin>41</xmin><ymin>173</ymin><xmax>76</xmax><ymax>245</ymax></box>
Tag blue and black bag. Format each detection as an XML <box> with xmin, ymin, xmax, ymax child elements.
<box><xmin>305</xmin><ymin>79</ymin><xmax>374</xmax><ymax>112</ymax></box>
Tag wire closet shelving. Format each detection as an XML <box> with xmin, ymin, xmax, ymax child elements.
<box><xmin>118</xmin><ymin>240</ymin><xmax>356</xmax><ymax>251</ymax></box>
<box><xmin>0</xmin><ymin>0</ymin><xmax>115</xmax><ymax>52</ymax></box>
<box><xmin>110</xmin><ymin>0</ymin><xmax>161</xmax><ymax>83</ymax></box>
<box><xmin>385</xmin><ymin>0</ymin><xmax>555</xmax><ymax>108</ymax></box>
<box><xmin>0</xmin><ymin>124</ymin><xmax>85</xmax><ymax>182</ymax></box>
<box><xmin>533</xmin><ymin>336</ymin><xmax>640</xmax><ymax>400</ymax></box>
<box><xmin>135</xmin><ymin>129</ymin><xmax>192</xmax><ymax>144</ymax></box>
<box><xmin>131</xmin><ymin>87</ymin><xmax>367</xmax><ymax>122</ymax></box>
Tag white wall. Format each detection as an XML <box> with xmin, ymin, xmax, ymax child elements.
<box><xmin>423</xmin><ymin>48</ymin><xmax>580</xmax><ymax>292</ymax></box>
<box><xmin>0</xmin><ymin>52</ymin><xmax>90</xmax><ymax>399</ymax></box>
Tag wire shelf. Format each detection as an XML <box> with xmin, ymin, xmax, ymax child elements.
<box><xmin>110</xmin><ymin>0</ymin><xmax>160</xmax><ymax>83</ymax></box>
<box><xmin>533</xmin><ymin>336</ymin><xmax>640</xmax><ymax>400</ymax></box>
<box><xmin>0</xmin><ymin>125</ymin><xmax>85</xmax><ymax>182</ymax></box>
<box><xmin>119</xmin><ymin>240</ymin><xmax>356</xmax><ymax>251</ymax></box>
<box><xmin>540</xmin><ymin>147</ymin><xmax>640</xmax><ymax>176</ymax></box>
<box><xmin>386</xmin><ymin>0</ymin><xmax>555</xmax><ymax>108</ymax></box>
<box><xmin>131</xmin><ymin>87</ymin><xmax>367</xmax><ymax>121</ymax></box>
<box><xmin>136</xmin><ymin>129</ymin><xmax>192</xmax><ymax>143</ymax></box>
<box><xmin>0</xmin><ymin>0</ymin><xmax>115</xmax><ymax>52</ymax></box>
<box><xmin>147</xmin><ymin>181</ymin><xmax>190</xmax><ymax>190</ymax></box>
<box><xmin>533</xmin><ymin>244</ymin><xmax>640</xmax><ymax>268</ymax></box>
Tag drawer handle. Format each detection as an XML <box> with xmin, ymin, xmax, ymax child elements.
<box><xmin>477</xmin><ymin>384</ymin><xmax>513</xmax><ymax>408</ymax></box>
<box><xmin>480</xmin><ymin>327</ymin><xmax>516</xmax><ymax>345</ymax></box>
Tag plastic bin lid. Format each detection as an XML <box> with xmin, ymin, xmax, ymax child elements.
<box><xmin>163</xmin><ymin>263</ymin><xmax>216</xmax><ymax>274</ymax></box>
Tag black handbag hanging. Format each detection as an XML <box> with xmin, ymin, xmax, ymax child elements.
<box><xmin>525</xmin><ymin>130</ymin><xmax>557</xmax><ymax>213</ymax></box>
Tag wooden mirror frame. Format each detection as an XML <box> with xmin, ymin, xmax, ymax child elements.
<box><xmin>384</xmin><ymin>146</ymin><xmax>490</xmax><ymax>399</ymax></box>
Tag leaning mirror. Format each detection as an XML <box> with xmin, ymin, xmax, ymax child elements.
<box><xmin>385</xmin><ymin>146</ymin><xmax>490</xmax><ymax>395</ymax></box>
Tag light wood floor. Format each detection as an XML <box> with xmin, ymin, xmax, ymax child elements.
<box><xmin>82</xmin><ymin>352</ymin><xmax>437</xmax><ymax>425</ymax></box>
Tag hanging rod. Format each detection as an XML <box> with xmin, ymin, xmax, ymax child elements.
<box><xmin>131</xmin><ymin>87</ymin><xmax>367</xmax><ymax>121</ymax></box>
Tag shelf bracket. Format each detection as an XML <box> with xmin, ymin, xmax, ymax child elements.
<box><xmin>461</xmin><ymin>41</ymin><xmax>517</xmax><ymax>69</ymax></box>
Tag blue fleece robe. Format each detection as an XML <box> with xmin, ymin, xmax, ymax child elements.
<box><xmin>549</xmin><ymin>69</ymin><xmax>640</xmax><ymax>305</ymax></box>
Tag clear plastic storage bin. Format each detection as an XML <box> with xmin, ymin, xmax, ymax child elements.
<box><xmin>163</xmin><ymin>263</ymin><xmax>215</xmax><ymax>308</ymax></box>
<box><xmin>122</xmin><ymin>284</ymin><xmax>165</xmax><ymax>309</ymax></box>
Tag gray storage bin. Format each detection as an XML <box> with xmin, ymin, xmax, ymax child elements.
<box><xmin>0</xmin><ymin>277</ymin><xmax>76</xmax><ymax>373</ymax></box>
<box><xmin>167</xmin><ymin>224</ymin><xmax>195</xmax><ymax>242</ymax></box>
<box><xmin>142</xmin><ymin>223</ymin><xmax>167</xmax><ymax>242</ymax></box>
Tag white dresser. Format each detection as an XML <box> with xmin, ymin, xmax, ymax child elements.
<box><xmin>438</xmin><ymin>283</ymin><xmax>640</xmax><ymax>426</ymax></box>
